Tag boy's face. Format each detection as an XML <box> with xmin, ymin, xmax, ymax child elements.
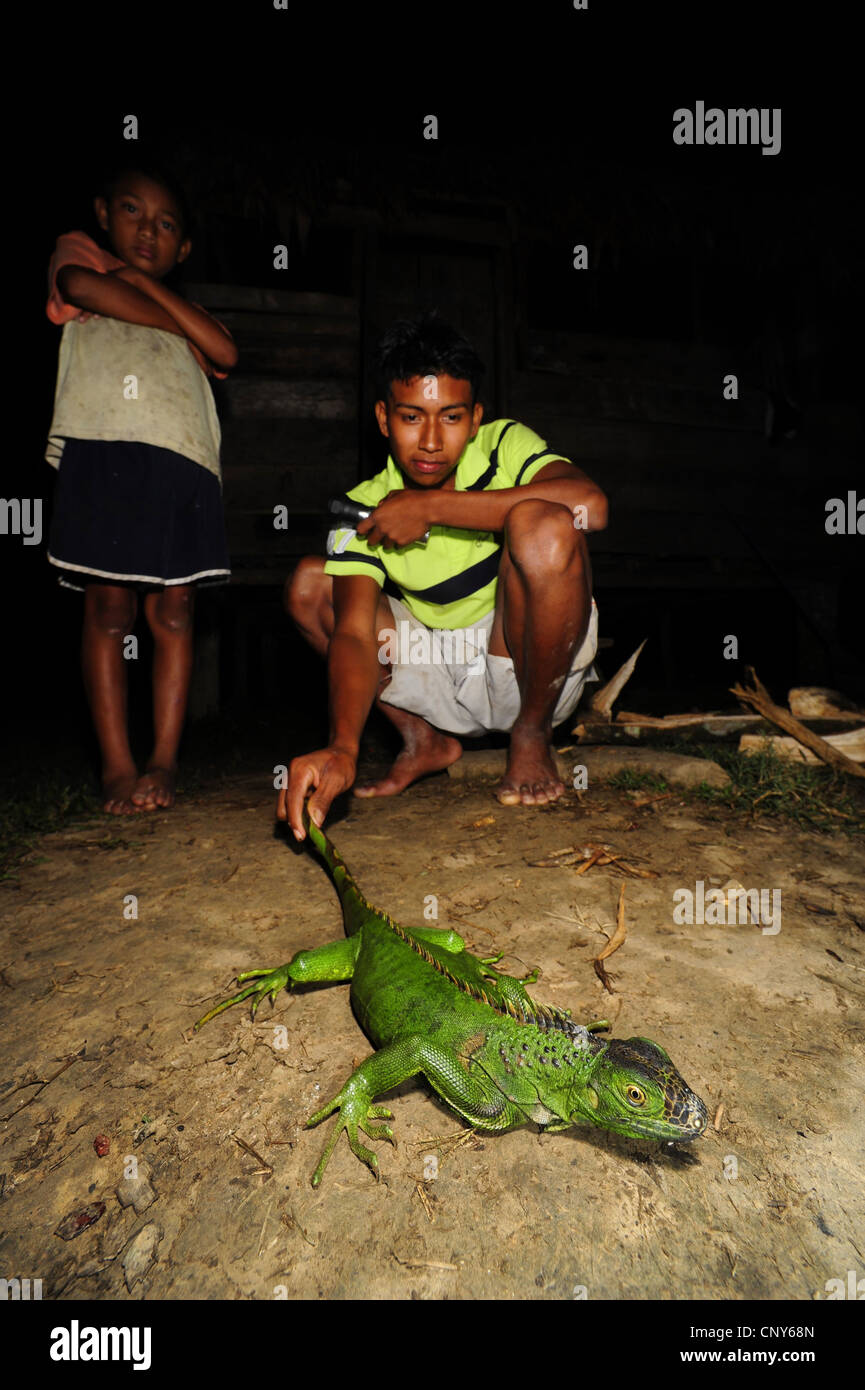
<box><xmin>94</xmin><ymin>173</ymin><xmax>190</xmax><ymax>279</ymax></box>
<box><xmin>375</xmin><ymin>375</ymin><xmax>483</xmax><ymax>488</ymax></box>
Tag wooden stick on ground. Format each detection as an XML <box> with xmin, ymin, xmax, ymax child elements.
<box><xmin>730</xmin><ymin>668</ymin><xmax>865</xmax><ymax>780</ymax></box>
<box><xmin>738</xmin><ymin>729</ymin><xmax>865</xmax><ymax>765</ymax></box>
<box><xmin>593</xmin><ymin>884</ymin><xmax>627</xmax><ymax>993</ymax></box>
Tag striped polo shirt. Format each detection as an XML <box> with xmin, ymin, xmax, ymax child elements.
<box><xmin>324</xmin><ymin>419</ymin><xmax>568</xmax><ymax>629</ymax></box>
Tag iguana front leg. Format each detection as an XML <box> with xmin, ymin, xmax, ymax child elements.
<box><xmin>307</xmin><ymin>1035</ymin><xmax>521</xmax><ymax>1186</ymax></box>
<box><xmin>194</xmin><ymin>938</ymin><xmax>359</xmax><ymax>1030</ymax></box>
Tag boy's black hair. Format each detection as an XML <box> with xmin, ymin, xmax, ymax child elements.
<box><xmin>374</xmin><ymin>312</ymin><xmax>485</xmax><ymax>404</ymax></box>
<box><xmin>99</xmin><ymin>158</ymin><xmax>194</xmax><ymax>240</ymax></box>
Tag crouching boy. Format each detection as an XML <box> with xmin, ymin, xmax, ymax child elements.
<box><xmin>280</xmin><ymin>313</ymin><xmax>607</xmax><ymax>839</ymax></box>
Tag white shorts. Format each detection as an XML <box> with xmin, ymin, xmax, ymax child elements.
<box><xmin>378</xmin><ymin>595</ymin><xmax>599</xmax><ymax>737</ymax></box>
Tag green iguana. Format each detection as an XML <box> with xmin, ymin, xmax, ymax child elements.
<box><xmin>195</xmin><ymin>817</ymin><xmax>707</xmax><ymax>1185</ymax></box>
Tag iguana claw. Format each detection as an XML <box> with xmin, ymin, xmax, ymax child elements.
<box><xmin>194</xmin><ymin>965</ymin><xmax>292</xmax><ymax>1030</ymax></box>
<box><xmin>307</xmin><ymin>1085</ymin><xmax>397</xmax><ymax>1187</ymax></box>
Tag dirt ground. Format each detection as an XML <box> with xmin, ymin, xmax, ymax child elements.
<box><xmin>1</xmin><ymin>765</ymin><xmax>863</xmax><ymax>1302</ymax></box>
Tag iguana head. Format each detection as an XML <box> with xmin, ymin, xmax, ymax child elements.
<box><xmin>572</xmin><ymin>1036</ymin><xmax>708</xmax><ymax>1144</ymax></box>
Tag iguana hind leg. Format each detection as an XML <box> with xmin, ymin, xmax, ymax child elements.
<box><xmin>307</xmin><ymin>1034</ymin><xmax>520</xmax><ymax>1186</ymax></box>
<box><xmin>194</xmin><ymin>937</ymin><xmax>359</xmax><ymax>1030</ymax></box>
<box><xmin>402</xmin><ymin>925</ymin><xmax>465</xmax><ymax>952</ymax></box>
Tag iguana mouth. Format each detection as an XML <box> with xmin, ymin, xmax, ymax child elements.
<box><xmin>617</xmin><ymin>1114</ymin><xmax>705</xmax><ymax>1143</ymax></box>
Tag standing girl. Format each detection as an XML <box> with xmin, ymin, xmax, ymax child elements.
<box><xmin>45</xmin><ymin>164</ymin><xmax>237</xmax><ymax>814</ymax></box>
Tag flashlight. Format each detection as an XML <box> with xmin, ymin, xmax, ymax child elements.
<box><xmin>327</xmin><ymin>498</ymin><xmax>429</xmax><ymax>544</ymax></box>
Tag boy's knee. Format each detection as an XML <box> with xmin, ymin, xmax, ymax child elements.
<box><xmin>285</xmin><ymin>556</ymin><xmax>328</xmax><ymax>623</ymax></box>
<box><xmin>505</xmin><ymin>499</ymin><xmax>584</xmax><ymax>572</ymax></box>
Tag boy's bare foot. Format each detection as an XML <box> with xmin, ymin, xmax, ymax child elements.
<box><xmin>132</xmin><ymin>766</ymin><xmax>177</xmax><ymax>811</ymax></box>
<box><xmin>354</xmin><ymin>729</ymin><xmax>462</xmax><ymax>798</ymax></box>
<box><xmin>495</xmin><ymin>727</ymin><xmax>566</xmax><ymax>806</ymax></box>
<box><xmin>102</xmin><ymin>769</ymin><xmax>140</xmax><ymax>816</ymax></box>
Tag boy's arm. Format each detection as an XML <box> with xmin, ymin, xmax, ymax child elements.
<box><xmin>55</xmin><ymin>264</ymin><xmax>188</xmax><ymax>336</ymax></box>
<box><xmin>359</xmin><ymin>459</ymin><xmax>609</xmax><ymax>548</ymax></box>
<box><xmin>278</xmin><ymin>573</ymin><xmax>383</xmax><ymax>840</ymax></box>
<box><xmin>114</xmin><ymin>267</ymin><xmax>238</xmax><ymax>371</ymax></box>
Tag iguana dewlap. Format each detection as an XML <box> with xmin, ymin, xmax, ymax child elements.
<box><xmin>195</xmin><ymin>817</ymin><xmax>707</xmax><ymax>1185</ymax></box>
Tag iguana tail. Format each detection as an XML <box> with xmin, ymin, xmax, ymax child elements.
<box><xmin>305</xmin><ymin>815</ymin><xmax>378</xmax><ymax>938</ymax></box>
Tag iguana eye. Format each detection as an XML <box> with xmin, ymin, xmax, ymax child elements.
<box><xmin>626</xmin><ymin>1084</ymin><xmax>646</xmax><ymax>1106</ymax></box>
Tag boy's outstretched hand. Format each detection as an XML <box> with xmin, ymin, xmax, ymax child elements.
<box><xmin>277</xmin><ymin>746</ymin><xmax>357</xmax><ymax>841</ymax></box>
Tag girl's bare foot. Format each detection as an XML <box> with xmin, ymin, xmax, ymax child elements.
<box><xmin>354</xmin><ymin>731</ymin><xmax>462</xmax><ymax>798</ymax></box>
<box><xmin>495</xmin><ymin>727</ymin><xmax>565</xmax><ymax>806</ymax></box>
<box><xmin>102</xmin><ymin>768</ymin><xmax>140</xmax><ymax>816</ymax></box>
<box><xmin>132</xmin><ymin>766</ymin><xmax>177</xmax><ymax>811</ymax></box>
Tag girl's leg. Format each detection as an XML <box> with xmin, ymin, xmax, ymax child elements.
<box><xmin>135</xmin><ymin>585</ymin><xmax>196</xmax><ymax>809</ymax></box>
<box><xmin>82</xmin><ymin>583</ymin><xmax>140</xmax><ymax>814</ymax></box>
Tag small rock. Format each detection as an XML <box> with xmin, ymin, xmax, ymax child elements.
<box><xmin>447</xmin><ymin>746</ymin><xmax>730</xmax><ymax>789</ymax></box>
<box><xmin>441</xmin><ymin>852</ymin><xmax>477</xmax><ymax>868</ymax></box>
<box><xmin>115</xmin><ymin>1173</ymin><xmax>157</xmax><ymax>1215</ymax></box>
<box><xmin>789</xmin><ymin>686</ymin><xmax>862</xmax><ymax>718</ymax></box>
<box><xmin>580</xmin><ymin>747</ymin><xmax>731</xmax><ymax>789</ymax></box>
<box><xmin>662</xmin><ymin>815</ymin><xmax>706</xmax><ymax>832</ymax></box>
<box><xmin>55</xmin><ymin>1201</ymin><xmax>106</xmax><ymax>1241</ymax></box>
<box><xmin>122</xmin><ymin>1223</ymin><xmax>162</xmax><ymax>1291</ymax></box>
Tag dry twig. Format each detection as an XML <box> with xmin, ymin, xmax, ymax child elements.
<box><xmin>593</xmin><ymin>885</ymin><xmax>627</xmax><ymax>993</ymax></box>
<box><xmin>731</xmin><ymin>667</ymin><xmax>865</xmax><ymax>779</ymax></box>
<box><xmin>232</xmin><ymin>1133</ymin><xmax>273</xmax><ymax>1175</ymax></box>
<box><xmin>414</xmin><ymin>1183</ymin><xmax>435</xmax><ymax>1223</ymax></box>
<box><xmin>0</xmin><ymin>1047</ymin><xmax>86</xmax><ymax>1122</ymax></box>
<box><xmin>392</xmin><ymin>1251</ymin><xmax>458</xmax><ymax>1271</ymax></box>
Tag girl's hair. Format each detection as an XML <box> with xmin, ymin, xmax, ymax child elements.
<box><xmin>99</xmin><ymin>158</ymin><xmax>194</xmax><ymax>239</ymax></box>
<box><xmin>374</xmin><ymin>312</ymin><xmax>485</xmax><ymax>404</ymax></box>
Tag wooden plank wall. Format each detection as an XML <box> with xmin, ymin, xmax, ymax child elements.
<box><xmin>183</xmin><ymin>233</ymin><xmax>845</xmax><ymax>709</ymax></box>
<box><xmin>185</xmin><ymin>284</ymin><xmax>360</xmax><ymax>586</ymax></box>
<box><xmin>509</xmin><ymin>327</ymin><xmax>769</xmax><ymax>590</ymax></box>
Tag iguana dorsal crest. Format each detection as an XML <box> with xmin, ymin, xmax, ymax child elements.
<box><xmin>386</xmin><ymin>915</ymin><xmax>580</xmax><ymax>1037</ymax></box>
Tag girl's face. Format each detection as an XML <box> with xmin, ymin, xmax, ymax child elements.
<box><xmin>95</xmin><ymin>173</ymin><xmax>190</xmax><ymax>278</ymax></box>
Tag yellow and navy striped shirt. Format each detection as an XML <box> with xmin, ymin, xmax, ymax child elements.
<box><xmin>324</xmin><ymin>419</ymin><xmax>568</xmax><ymax>629</ymax></box>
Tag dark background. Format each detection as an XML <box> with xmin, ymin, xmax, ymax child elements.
<box><xmin>6</xmin><ymin>12</ymin><xmax>863</xmax><ymax>787</ymax></box>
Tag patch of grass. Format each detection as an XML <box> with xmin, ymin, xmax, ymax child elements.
<box><xmin>607</xmin><ymin>769</ymin><xmax>671</xmax><ymax>794</ymax></box>
<box><xmin>682</xmin><ymin>740</ymin><xmax>863</xmax><ymax>834</ymax></box>
<box><xmin>598</xmin><ymin>735</ymin><xmax>864</xmax><ymax>834</ymax></box>
<box><xmin>0</xmin><ymin>772</ymin><xmax>101</xmax><ymax>880</ymax></box>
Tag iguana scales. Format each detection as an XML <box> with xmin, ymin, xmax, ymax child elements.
<box><xmin>195</xmin><ymin>817</ymin><xmax>707</xmax><ymax>1185</ymax></box>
